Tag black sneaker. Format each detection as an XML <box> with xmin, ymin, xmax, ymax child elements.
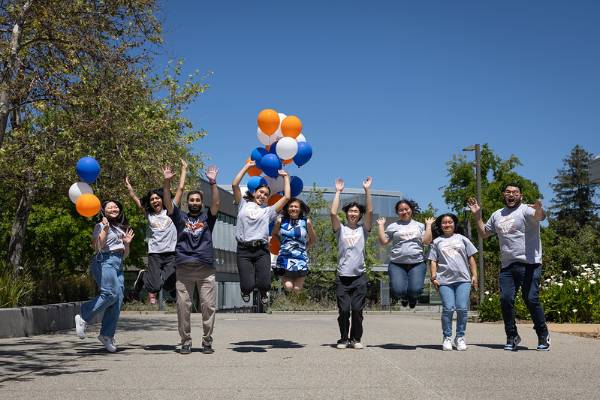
<box><xmin>336</xmin><ymin>339</ymin><xmax>350</xmax><ymax>349</ymax></box>
<box><xmin>537</xmin><ymin>334</ymin><xmax>551</xmax><ymax>351</ymax></box>
<box><xmin>400</xmin><ymin>299</ymin><xmax>409</xmax><ymax>307</ymax></box>
<box><xmin>408</xmin><ymin>299</ymin><xmax>417</xmax><ymax>309</ymax></box>
<box><xmin>202</xmin><ymin>343</ymin><xmax>214</xmax><ymax>354</ymax></box>
<box><xmin>133</xmin><ymin>270</ymin><xmax>146</xmax><ymax>293</ymax></box>
<box><xmin>180</xmin><ymin>343</ymin><xmax>192</xmax><ymax>355</ymax></box>
<box><xmin>504</xmin><ymin>335</ymin><xmax>521</xmax><ymax>351</ymax></box>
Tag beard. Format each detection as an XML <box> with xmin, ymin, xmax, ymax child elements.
<box><xmin>188</xmin><ymin>204</ymin><xmax>202</xmax><ymax>214</ymax></box>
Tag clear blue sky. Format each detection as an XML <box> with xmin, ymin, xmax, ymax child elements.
<box><xmin>155</xmin><ymin>0</ymin><xmax>600</xmax><ymax>213</ymax></box>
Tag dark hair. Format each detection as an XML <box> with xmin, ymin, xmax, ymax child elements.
<box><xmin>395</xmin><ymin>198</ymin><xmax>420</xmax><ymax>214</ymax></box>
<box><xmin>243</xmin><ymin>184</ymin><xmax>270</xmax><ymax>202</ymax></box>
<box><xmin>432</xmin><ymin>213</ymin><xmax>464</xmax><ymax>239</ymax></box>
<box><xmin>100</xmin><ymin>199</ymin><xmax>129</xmax><ymax>231</ymax></box>
<box><xmin>282</xmin><ymin>198</ymin><xmax>310</xmax><ymax>220</ymax></box>
<box><xmin>187</xmin><ymin>190</ymin><xmax>204</xmax><ymax>201</ymax></box>
<box><xmin>342</xmin><ymin>201</ymin><xmax>366</xmax><ymax>222</ymax></box>
<box><xmin>140</xmin><ymin>188</ymin><xmax>173</xmax><ymax>214</ymax></box>
<box><xmin>502</xmin><ymin>183</ymin><xmax>522</xmax><ymax>193</ymax></box>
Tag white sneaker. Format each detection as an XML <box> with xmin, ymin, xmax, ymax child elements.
<box><xmin>442</xmin><ymin>336</ymin><xmax>453</xmax><ymax>351</ymax></box>
<box><xmin>351</xmin><ymin>341</ymin><xmax>364</xmax><ymax>349</ymax></box>
<box><xmin>74</xmin><ymin>314</ymin><xmax>86</xmax><ymax>339</ymax></box>
<box><xmin>97</xmin><ymin>335</ymin><xmax>117</xmax><ymax>353</ymax></box>
<box><xmin>454</xmin><ymin>336</ymin><xmax>467</xmax><ymax>351</ymax></box>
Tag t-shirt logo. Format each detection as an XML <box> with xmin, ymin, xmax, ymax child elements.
<box><xmin>150</xmin><ymin>216</ymin><xmax>172</xmax><ymax>230</ymax></box>
<box><xmin>440</xmin><ymin>239</ymin><xmax>461</xmax><ymax>259</ymax></box>
<box><xmin>398</xmin><ymin>227</ymin><xmax>419</xmax><ymax>241</ymax></box>
<box><xmin>185</xmin><ymin>219</ymin><xmax>205</xmax><ymax>236</ymax></box>
<box><xmin>344</xmin><ymin>230</ymin><xmax>361</xmax><ymax>248</ymax></box>
<box><xmin>497</xmin><ymin>215</ymin><xmax>516</xmax><ymax>235</ymax></box>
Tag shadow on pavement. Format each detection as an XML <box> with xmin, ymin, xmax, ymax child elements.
<box><xmin>367</xmin><ymin>343</ymin><xmax>417</xmax><ymax>350</ymax></box>
<box><xmin>229</xmin><ymin>339</ymin><xmax>304</xmax><ymax>352</ymax></box>
<box><xmin>473</xmin><ymin>343</ymin><xmax>534</xmax><ymax>351</ymax></box>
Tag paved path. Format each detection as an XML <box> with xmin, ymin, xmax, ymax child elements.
<box><xmin>1</xmin><ymin>312</ymin><xmax>598</xmax><ymax>400</ymax></box>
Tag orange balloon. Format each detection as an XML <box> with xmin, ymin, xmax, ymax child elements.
<box><xmin>257</xmin><ymin>109</ymin><xmax>280</xmax><ymax>136</ymax></box>
<box><xmin>268</xmin><ymin>193</ymin><xmax>283</xmax><ymax>206</ymax></box>
<box><xmin>76</xmin><ymin>193</ymin><xmax>101</xmax><ymax>217</ymax></box>
<box><xmin>269</xmin><ymin>236</ymin><xmax>280</xmax><ymax>255</ymax></box>
<box><xmin>248</xmin><ymin>166</ymin><xmax>262</xmax><ymax>176</ymax></box>
<box><xmin>282</xmin><ymin>159</ymin><xmax>293</xmax><ymax>165</ymax></box>
<box><xmin>281</xmin><ymin>116</ymin><xmax>302</xmax><ymax>138</ymax></box>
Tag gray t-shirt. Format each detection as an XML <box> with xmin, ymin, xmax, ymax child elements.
<box><xmin>336</xmin><ymin>224</ymin><xmax>369</xmax><ymax>277</ymax></box>
<box><xmin>235</xmin><ymin>198</ymin><xmax>277</xmax><ymax>243</ymax></box>
<box><xmin>428</xmin><ymin>233</ymin><xmax>477</xmax><ymax>285</ymax></box>
<box><xmin>146</xmin><ymin>209</ymin><xmax>177</xmax><ymax>254</ymax></box>
<box><xmin>92</xmin><ymin>223</ymin><xmax>125</xmax><ymax>252</ymax></box>
<box><xmin>385</xmin><ymin>220</ymin><xmax>426</xmax><ymax>264</ymax></box>
<box><xmin>484</xmin><ymin>204</ymin><xmax>544</xmax><ymax>268</ymax></box>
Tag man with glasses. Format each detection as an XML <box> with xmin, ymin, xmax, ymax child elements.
<box><xmin>468</xmin><ymin>184</ymin><xmax>550</xmax><ymax>351</ymax></box>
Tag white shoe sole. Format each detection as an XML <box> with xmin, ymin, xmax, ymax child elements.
<box><xmin>75</xmin><ymin>315</ymin><xmax>86</xmax><ymax>339</ymax></box>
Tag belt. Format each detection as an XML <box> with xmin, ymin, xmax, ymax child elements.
<box><xmin>238</xmin><ymin>240</ymin><xmax>267</xmax><ymax>248</ymax></box>
<box><xmin>100</xmin><ymin>250</ymin><xmax>124</xmax><ymax>256</ymax></box>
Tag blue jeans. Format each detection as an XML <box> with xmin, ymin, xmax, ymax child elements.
<box><xmin>439</xmin><ymin>282</ymin><xmax>471</xmax><ymax>338</ymax></box>
<box><xmin>499</xmin><ymin>262</ymin><xmax>548</xmax><ymax>338</ymax></box>
<box><xmin>388</xmin><ymin>262</ymin><xmax>426</xmax><ymax>303</ymax></box>
<box><xmin>81</xmin><ymin>252</ymin><xmax>125</xmax><ymax>337</ymax></box>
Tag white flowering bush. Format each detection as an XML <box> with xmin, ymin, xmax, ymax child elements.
<box><xmin>478</xmin><ymin>264</ymin><xmax>600</xmax><ymax>323</ymax></box>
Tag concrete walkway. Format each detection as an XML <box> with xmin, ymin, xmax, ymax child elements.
<box><xmin>0</xmin><ymin>312</ymin><xmax>598</xmax><ymax>400</ymax></box>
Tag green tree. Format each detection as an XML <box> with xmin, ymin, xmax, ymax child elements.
<box><xmin>549</xmin><ymin>145</ymin><xmax>599</xmax><ymax>237</ymax></box>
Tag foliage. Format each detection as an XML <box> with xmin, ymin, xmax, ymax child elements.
<box><xmin>549</xmin><ymin>145</ymin><xmax>599</xmax><ymax>237</ymax></box>
<box><xmin>0</xmin><ymin>261</ymin><xmax>33</xmax><ymax>308</ymax></box>
<box><xmin>477</xmin><ymin>264</ymin><xmax>600</xmax><ymax>323</ymax></box>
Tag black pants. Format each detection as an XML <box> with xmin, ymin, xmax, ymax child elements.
<box><xmin>145</xmin><ymin>252</ymin><xmax>176</xmax><ymax>293</ymax></box>
<box><xmin>236</xmin><ymin>243</ymin><xmax>271</xmax><ymax>296</ymax></box>
<box><xmin>336</xmin><ymin>274</ymin><xmax>368</xmax><ymax>342</ymax></box>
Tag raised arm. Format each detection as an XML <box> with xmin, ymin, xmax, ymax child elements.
<box><xmin>376</xmin><ymin>217</ymin><xmax>390</xmax><ymax>245</ymax></box>
<box><xmin>530</xmin><ymin>199</ymin><xmax>546</xmax><ymax>222</ymax></box>
<box><xmin>124</xmin><ymin>177</ymin><xmax>143</xmax><ymax>211</ymax></box>
<box><xmin>273</xmin><ymin>170</ymin><xmax>291</xmax><ymax>212</ymax></box>
<box><xmin>162</xmin><ymin>166</ymin><xmax>175</xmax><ymax>215</ymax></box>
<box><xmin>174</xmin><ymin>159</ymin><xmax>188</xmax><ymax>207</ymax></box>
<box><xmin>362</xmin><ymin>176</ymin><xmax>373</xmax><ymax>231</ymax></box>
<box><xmin>467</xmin><ymin>197</ymin><xmax>493</xmax><ymax>240</ymax></box>
<box><xmin>330</xmin><ymin>178</ymin><xmax>344</xmax><ymax>232</ymax></box>
<box><xmin>422</xmin><ymin>217</ymin><xmax>435</xmax><ymax>245</ymax></box>
<box><xmin>232</xmin><ymin>162</ymin><xmax>253</xmax><ymax>204</ymax></box>
<box><xmin>207</xmin><ymin>165</ymin><xmax>220</xmax><ymax>216</ymax></box>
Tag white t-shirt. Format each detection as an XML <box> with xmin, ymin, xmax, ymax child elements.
<box><xmin>235</xmin><ymin>198</ymin><xmax>277</xmax><ymax>243</ymax></box>
<box><xmin>384</xmin><ymin>220</ymin><xmax>425</xmax><ymax>264</ymax></box>
<box><xmin>428</xmin><ymin>233</ymin><xmax>477</xmax><ymax>285</ymax></box>
<box><xmin>146</xmin><ymin>209</ymin><xmax>177</xmax><ymax>254</ymax></box>
<box><xmin>336</xmin><ymin>224</ymin><xmax>369</xmax><ymax>277</ymax></box>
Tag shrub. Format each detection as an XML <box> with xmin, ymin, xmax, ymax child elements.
<box><xmin>0</xmin><ymin>263</ymin><xmax>34</xmax><ymax>308</ymax></box>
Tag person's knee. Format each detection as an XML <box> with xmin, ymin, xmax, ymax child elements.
<box><xmin>523</xmin><ymin>293</ymin><xmax>540</xmax><ymax>307</ymax></box>
<box><xmin>442</xmin><ymin>305</ymin><xmax>456</xmax><ymax>313</ymax></box>
<box><xmin>292</xmin><ymin>286</ymin><xmax>302</xmax><ymax>294</ymax></box>
<box><xmin>499</xmin><ymin>291</ymin><xmax>514</xmax><ymax>305</ymax></box>
<box><xmin>283</xmin><ymin>281</ymin><xmax>294</xmax><ymax>291</ymax></box>
<box><xmin>101</xmin><ymin>288</ymin><xmax>119</xmax><ymax>304</ymax></box>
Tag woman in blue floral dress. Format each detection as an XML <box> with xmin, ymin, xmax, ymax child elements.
<box><xmin>272</xmin><ymin>198</ymin><xmax>316</xmax><ymax>293</ymax></box>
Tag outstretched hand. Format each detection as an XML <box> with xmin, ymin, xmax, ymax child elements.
<box><xmin>335</xmin><ymin>178</ymin><xmax>344</xmax><ymax>192</ymax></box>
<box><xmin>377</xmin><ymin>217</ymin><xmax>386</xmax><ymax>226</ymax></box>
<box><xmin>362</xmin><ymin>176</ymin><xmax>372</xmax><ymax>190</ymax></box>
<box><xmin>206</xmin><ymin>165</ymin><xmax>219</xmax><ymax>181</ymax></box>
<box><xmin>467</xmin><ymin>197</ymin><xmax>480</xmax><ymax>215</ymax></box>
<box><xmin>278</xmin><ymin>169</ymin><xmax>289</xmax><ymax>178</ymax></box>
<box><xmin>123</xmin><ymin>228</ymin><xmax>135</xmax><ymax>245</ymax></box>
<box><xmin>530</xmin><ymin>199</ymin><xmax>543</xmax><ymax>210</ymax></box>
<box><xmin>163</xmin><ymin>166</ymin><xmax>175</xmax><ymax>180</ymax></box>
<box><xmin>424</xmin><ymin>217</ymin><xmax>435</xmax><ymax>226</ymax></box>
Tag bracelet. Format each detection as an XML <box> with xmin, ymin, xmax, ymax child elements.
<box><xmin>208</xmin><ymin>178</ymin><xmax>217</xmax><ymax>185</ymax></box>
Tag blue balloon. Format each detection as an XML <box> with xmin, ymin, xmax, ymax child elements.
<box><xmin>247</xmin><ymin>176</ymin><xmax>265</xmax><ymax>193</ymax></box>
<box><xmin>259</xmin><ymin>154</ymin><xmax>281</xmax><ymax>178</ymax></box>
<box><xmin>293</xmin><ymin>142</ymin><xmax>313</xmax><ymax>167</ymax></box>
<box><xmin>76</xmin><ymin>156</ymin><xmax>101</xmax><ymax>183</ymax></box>
<box><xmin>290</xmin><ymin>176</ymin><xmax>304</xmax><ymax>197</ymax></box>
<box><xmin>250</xmin><ymin>147</ymin><xmax>268</xmax><ymax>163</ymax></box>
<box><xmin>268</xmin><ymin>141</ymin><xmax>278</xmax><ymax>155</ymax></box>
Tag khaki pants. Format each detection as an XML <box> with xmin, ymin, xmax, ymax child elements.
<box><xmin>175</xmin><ymin>263</ymin><xmax>216</xmax><ymax>347</ymax></box>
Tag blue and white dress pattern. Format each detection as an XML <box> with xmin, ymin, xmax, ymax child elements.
<box><xmin>275</xmin><ymin>218</ymin><xmax>309</xmax><ymax>275</ymax></box>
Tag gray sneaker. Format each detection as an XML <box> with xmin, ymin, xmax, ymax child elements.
<box><xmin>97</xmin><ymin>335</ymin><xmax>117</xmax><ymax>353</ymax></box>
<box><xmin>180</xmin><ymin>343</ymin><xmax>192</xmax><ymax>355</ymax></box>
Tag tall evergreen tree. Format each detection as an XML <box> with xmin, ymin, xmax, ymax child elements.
<box><xmin>550</xmin><ymin>145</ymin><xmax>599</xmax><ymax>236</ymax></box>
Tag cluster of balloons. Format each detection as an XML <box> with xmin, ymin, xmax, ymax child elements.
<box><xmin>69</xmin><ymin>156</ymin><xmax>101</xmax><ymax>217</ymax></box>
<box><xmin>247</xmin><ymin>109</ymin><xmax>315</xmax><ymax>254</ymax></box>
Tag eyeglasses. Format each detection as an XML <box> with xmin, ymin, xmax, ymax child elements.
<box><xmin>503</xmin><ymin>190</ymin><xmax>521</xmax><ymax>195</ymax></box>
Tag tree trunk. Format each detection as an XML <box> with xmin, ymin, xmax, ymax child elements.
<box><xmin>8</xmin><ymin>185</ymin><xmax>35</xmax><ymax>272</ymax></box>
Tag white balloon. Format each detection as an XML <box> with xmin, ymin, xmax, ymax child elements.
<box><xmin>276</xmin><ymin>136</ymin><xmax>299</xmax><ymax>160</ymax></box>
<box><xmin>264</xmin><ymin>175</ymin><xmax>284</xmax><ymax>193</ymax></box>
<box><xmin>272</xmin><ymin>113</ymin><xmax>287</xmax><ymax>140</ymax></box>
<box><xmin>296</xmin><ymin>133</ymin><xmax>306</xmax><ymax>142</ymax></box>
<box><xmin>69</xmin><ymin>182</ymin><xmax>93</xmax><ymax>204</ymax></box>
<box><xmin>257</xmin><ymin>127</ymin><xmax>270</xmax><ymax>145</ymax></box>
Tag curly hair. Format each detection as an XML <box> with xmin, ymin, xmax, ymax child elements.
<box><xmin>395</xmin><ymin>198</ymin><xmax>420</xmax><ymax>215</ymax></box>
<box><xmin>432</xmin><ymin>213</ymin><xmax>465</xmax><ymax>239</ymax></box>
<box><xmin>281</xmin><ymin>198</ymin><xmax>310</xmax><ymax>220</ymax></box>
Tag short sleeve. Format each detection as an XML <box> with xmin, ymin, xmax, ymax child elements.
<box><xmin>267</xmin><ymin>205</ymin><xmax>277</xmax><ymax>222</ymax></box>
<box><xmin>170</xmin><ymin>204</ymin><xmax>185</xmax><ymax>232</ymax></box>
<box><xmin>428</xmin><ymin>240</ymin><xmax>439</xmax><ymax>261</ymax></box>
<box><xmin>463</xmin><ymin>235</ymin><xmax>478</xmax><ymax>257</ymax></box>
<box><xmin>484</xmin><ymin>213</ymin><xmax>496</xmax><ymax>234</ymax></box>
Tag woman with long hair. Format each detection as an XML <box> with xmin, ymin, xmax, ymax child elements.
<box><xmin>272</xmin><ymin>198</ymin><xmax>317</xmax><ymax>293</ymax></box>
<box><xmin>232</xmin><ymin>161</ymin><xmax>290</xmax><ymax>305</ymax></box>
<box><xmin>75</xmin><ymin>200</ymin><xmax>135</xmax><ymax>352</ymax></box>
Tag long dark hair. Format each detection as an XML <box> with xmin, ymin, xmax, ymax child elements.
<box><xmin>100</xmin><ymin>199</ymin><xmax>129</xmax><ymax>231</ymax></box>
<box><xmin>140</xmin><ymin>188</ymin><xmax>173</xmax><ymax>214</ymax></box>
<box><xmin>282</xmin><ymin>198</ymin><xmax>310</xmax><ymax>220</ymax></box>
<box><xmin>395</xmin><ymin>198</ymin><xmax>420</xmax><ymax>215</ymax></box>
<box><xmin>243</xmin><ymin>184</ymin><xmax>270</xmax><ymax>202</ymax></box>
<box><xmin>432</xmin><ymin>213</ymin><xmax>464</xmax><ymax>239</ymax></box>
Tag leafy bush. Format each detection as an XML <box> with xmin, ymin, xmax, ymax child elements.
<box><xmin>478</xmin><ymin>264</ymin><xmax>600</xmax><ymax>323</ymax></box>
<box><xmin>0</xmin><ymin>263</ymin><xmax>34</xmax><ymax>308</ymax></box>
